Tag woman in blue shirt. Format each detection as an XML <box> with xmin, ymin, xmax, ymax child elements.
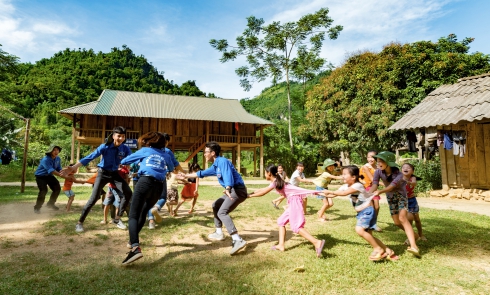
<box><xmin>61</xmin><ymin>126</ymin><xmax>132</xmax><ymax>233</ymax></box>
<box><xmin>34</xmin><ymin>145</ymin><xmax>73</xmax><ymax>213</ymax></box>
<box><xmin>119</xmin><ymin>131</ymin><xmax>168</xmax><ymax>265</ymax></box>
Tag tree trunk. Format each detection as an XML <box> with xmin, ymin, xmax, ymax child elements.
<box><xmin>340</xmin><ymin>151</ymin><xmax>350</xmax><ymax>166</ymax></box>
<box><xmin>286</xmin><ymin>74</ymin><xmax>294</xmax><ymax>153</ymax></box>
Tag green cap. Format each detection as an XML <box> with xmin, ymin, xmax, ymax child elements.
<box><xmin>45</xmin><ymin>145</ymin><xmax>62</xmax><ymax>156</ymax></box>
<box><xmin>320</xmin><ymin>158</ymin><xmax>336</xmax><ymax>171</ymax></box>
<box><xmin>373</xmin><ymin>151</ymin><xmax>399</xmax><ymax>168</ymax></box>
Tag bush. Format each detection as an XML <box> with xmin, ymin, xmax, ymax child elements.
<box><xmin>408</xmin><ymin>158</ymin><xmax>442</xmax><ymax>196</ymax></box>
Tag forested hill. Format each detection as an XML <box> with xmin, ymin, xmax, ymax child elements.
<box><xmin>5</xmin><ymin>45</ymin><xmax>211</xmax><ymax>119</ymax></box>
<box><xmin>240</xmin><ymin>70</ymin><xmax>331</xmax><ymax>121</ymax></box>
<box><xmin>0</xmin><ymin>45</ymin><xmax>214</xmax><ymax>163</ymax></box>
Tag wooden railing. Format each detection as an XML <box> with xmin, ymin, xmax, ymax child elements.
<box><xmin>209</xmin><ymin>134</ymin><xmax>237</xmax><ymax>143</ymax></box>
<box><xmin>76</xmin><ymin>128</ymin><xmax>140</xmax><ymax>140</ymax></box>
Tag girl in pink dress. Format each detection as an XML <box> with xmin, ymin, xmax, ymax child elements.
<box><xmin>248</xmin><ymin>164</ymin><xmax>325</xmax><ymax>257</ymax></box>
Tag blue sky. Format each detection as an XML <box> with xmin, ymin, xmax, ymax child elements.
<box><xmin>1</xmin><ymin>0</ymin><xmax>489</xmax><ymax>99</ymax></box>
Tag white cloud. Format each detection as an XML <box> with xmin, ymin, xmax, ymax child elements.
<box><xmin>269</xmin><ymin>0</ymin><xmax>454</xmax><ymax>66</ymax></box>
<box><xmin>0</xmin><ymin>0</ymin><xmax>78</xmax><ymax>61</ymax></box>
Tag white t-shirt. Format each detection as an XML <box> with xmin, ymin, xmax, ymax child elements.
<box><xmin>290</xmin><ymin>170</ymin><xmax>305</xmax><ymax>187</ymax></box>
<box><xmin>338</xmin><ymin>182</ymin><xmax>372</xmax><ymax>207</ymax></box>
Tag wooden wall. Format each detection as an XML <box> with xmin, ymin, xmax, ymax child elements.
<box><xmin>80</xmin><ymin>115</ymin><xmax>258</xmax><ymax>144</ymax></box>
<box><xmin>440</xmin><ymin>122</ymin><xmax>490</xmax><ymax>190</ymax></box>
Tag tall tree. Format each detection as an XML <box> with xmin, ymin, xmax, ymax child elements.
<box><xmin>303</xmin><ymin>35</ymin><xmax>490</xmax><ymax>157</ymax></box>
<box><xmin>210</xmin><ymin>8</ymin><xmax>342</xmax><ymax>152</ymax></box>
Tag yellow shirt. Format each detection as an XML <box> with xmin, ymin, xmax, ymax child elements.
<box><xmin>312</xmin><ymin>171</ymin><xmax>335</xmax><ymax>188</ymax></box>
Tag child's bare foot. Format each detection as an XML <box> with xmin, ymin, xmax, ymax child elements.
<box><xmin>100</xmin><ymin>220</ymin><xmax>107</xmax><ymax>224</ymax></box>
<box><xmin>173</xmin><ymin>210</ymin><xmax>178</xmax><ymax>216</ymax></box>
<box><xmin>188</xmin><ymin>209</ymin><xmax>194</xmax><ymax>214</ymax></box>
<box><xmin>271</xmin><ymin>245</ymin><xmax>285</xmax><ymax>251</ymax></box>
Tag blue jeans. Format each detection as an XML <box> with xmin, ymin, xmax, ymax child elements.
<box><xmin>147</xmin><ymin>180</ymin><xmax>167</xmax><ymax>220</ymax></box>
<box><xmin>129</xmin><ymin>176</ymin><xmax>165</xmax><ymax>248</ymax></box>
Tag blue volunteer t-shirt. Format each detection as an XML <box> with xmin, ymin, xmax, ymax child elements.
<box><xmin>80</xmin><ymin>143</ymin><xmax>132</xmax><ymax>171</ymax></box>
<box><xmin>196</xmin><ymin>156</ymin><xmax>244</xmax><ymax>188</ymax></box>
<box><xmin>121</xmin><ymin>147</ymin><xmax>168</xmax><ymax>181</ymax></box>
<box><xmin>35</xmin><ymin>155</ymin><xmax>62</xmax><ymax>176</ymax></box>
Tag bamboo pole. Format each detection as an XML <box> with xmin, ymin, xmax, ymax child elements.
<box><xmin>20</xmin><ymin>119</ymin><xmax>30</xmax><ymax>193</ymax></box>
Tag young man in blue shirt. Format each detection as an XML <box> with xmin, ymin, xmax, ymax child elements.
<box><xmin>178</xmin><ymin>141</ymin><xmax>247</xmax><ymax>255</ymax></box>
<box><xmin>34</xmin><ymin>145</ymin><xmax>73</xmax><ymax>213</ymax></box>
<box><xmin>62</xmin><ymin>126</ymin><xmax>133</xmax><ymax>233</ymax></box>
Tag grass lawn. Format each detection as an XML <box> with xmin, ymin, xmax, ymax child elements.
<box><xmin>0</xmin><ymin>184</ymin><xmax>489</xmax><ymax>294</ymax></box>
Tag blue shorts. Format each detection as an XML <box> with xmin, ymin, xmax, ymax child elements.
<box><xmin>356</xmin><ymin>206</ymin><xmax>377</xmax><ymax>230</ymax></box>
<box><xmin>103</xmin><ymin>188</ymin><xmax>120</xmax><ymax>207</ymax></box>
<box><xmin>315</xmin><ymin>186</ymin><xmax>326</xmax><ymax>199</ymax></box>
<box><xmin>408</xmin><ymin>197</ymin><xmax>419</xmax><ymax>214</ymax></box>
<box><xmin>64</xmin><ymin>190</ymin><xmax>75</xmax><ymax>197</ymax></box>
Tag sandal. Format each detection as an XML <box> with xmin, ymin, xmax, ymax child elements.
<box><xmin>407</xmin><ymin>247</ymin><xmax>421</xmax><ymax>258</ymax></box>
<box><xmin>369</xmin><ymin>250</ymin><xmax>387</xmax><ymax>261</ymax></box>
<box><xmin>385</xmin><ymin>249</ymin><xmax>399</xmax><ymax>261</ymax></box>
<box><xmin>271</xmin><ymin>201</ymin><xmax>279</xmax><ymax>209</ymax></box>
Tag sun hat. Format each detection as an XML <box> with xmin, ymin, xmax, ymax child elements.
<box><xmin>320</xmin><ymin>158</ymin><xmax>336</xmax><ymax>171</ymax></box>
<box><xmin>373</xmin><ymin>151</ymin><xmax>399</xmax><ymax>168</ymax></box>
<box><xmin>105</xmin><ymin>126</ymin><xmax>127</xmax><ymax>146</ymax></box>
<box><xmin>45</xmin><ymin>145</ymin><xmax>62</xmax><ymax>156</ymax></box>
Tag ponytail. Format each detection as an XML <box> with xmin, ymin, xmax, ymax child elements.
<box><xmin>266</xmin><ymin>164</ymin><xmax>284</xmax><ymax>190</ymax></box>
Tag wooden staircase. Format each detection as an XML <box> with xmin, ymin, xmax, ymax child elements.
<box><xmin>184</xmin><ymin>135</ymin><xmax>206</xmax><ymax>163</ymax></box>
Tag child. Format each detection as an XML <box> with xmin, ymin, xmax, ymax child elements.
<box><xmin>100</xmin><ymin>165</ymin><xmax>130</xmax><ymax>228</ymax></box>
<box><xmin>271</xmin><ymin>164</ymin><xmax>288</xmax><ymax>209</ymax></box>
<box><xmin>312</xmin><ymin>158</ymin><xmax>343</xmax><ymax>222</ymax></box>
<box><xmin>272</xmin><ymin>162</ymin><xmax>313</xmax><ymax>214</ymax></box>
<box><xmin>359</xmin><ymin>150</ymin><xmax>382</xmax><ymax>232</ymax></box>
<box><xmin>62</xmin><ymin>164</ymin><xmax>86</xmax><ymax>212</ymax></box>
<box><xmin>165</xmin><ymin>171</ymin><xmax>187</xmax><ymax>216</ymax></box>
<box><xmin>174</xmin><ymin>163</ymin><xmax>201</xmax><ymax>215</ymax></box>
<box><xmin>369</xmin><ymin>151</ymin><xmax>421</xmax><ymax>257</ymax></box>
<box><xmin>323</xmin><ymin>165</ymin><xmax>398</xmax><ymax>261</ymax></box>
<box><xmin>401</xmin><ymin>163</ymin><xmax>426</xmax><ymax>243</ymax></box>
<box><xmin>248</xmin><ymin>164</ymin><xmax>325</xmax><ymax>258</ymax></box>
<box><xmin>120</xmin><ymin>131</ymin><xmax>168</xmax><ymax>265</ymax></box>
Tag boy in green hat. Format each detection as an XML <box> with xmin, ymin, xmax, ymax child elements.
<box><xmin>369</xmin><ymin>151</ymin><xmax>420</xmax><ymax>257</ymax></box>
<box><xmin>312</xmin><ymin>159</ymin><xmax>343</xmax><ymax>221</ymax></box>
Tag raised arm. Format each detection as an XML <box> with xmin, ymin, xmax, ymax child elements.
<box><xmin>248</xmin><ymin>186</ymin><xmax>275</xmax><ymax>198</ymax></box>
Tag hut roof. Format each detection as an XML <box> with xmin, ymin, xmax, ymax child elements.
<box><xmin>59</xmin><ymin>89</ymin><xmax>274</xmax><ymax>125</ymax></box>
<box><xmin>390</xmin><ymin>73</ymin><xmax>490</xmax><ymax>130</ymax></box>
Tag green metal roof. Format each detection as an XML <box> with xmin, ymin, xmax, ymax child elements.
<box><xmin>59</xmin><ymin>89</ymin><xmax>274</xmax><ymax>125</ymax></box>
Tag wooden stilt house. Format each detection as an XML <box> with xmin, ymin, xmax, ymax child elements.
<box><xmin>59</xmin><ymin>89</ymin><xmax>273</xmax><ymax>177</ymax></box>
<box><xmin>390</xmin><ymin>73</ymin><xmax>490</xmax><ymax>191</ymax></box>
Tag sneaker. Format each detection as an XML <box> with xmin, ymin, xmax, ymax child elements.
<box><xmin>34</xmin><ymin>208</ymin><xmax>41</xmax><ymax>214</ymax></box>
<box><xmin>148</xmin><ymin>222</ymin><xmax>155</xmax><ymax>230</ymax></box>
<box><xmin>208</xmin><ymin>231</ymin><xmax>225</xmax><ymax>241</ymax></box>
<box><xmin>112</xmin><ymin>219</ymin><xmax>127</xmax><ymax>230</ymax></box>
<box><xmin>75</xmin><ymin>223</ymin><xmax>84</xmax><ymax>233</ymax></box>
<box><xmin>230</xmin><ymin>239</ymin><xmax>247</xmax><ymax>255</ymax></box>
<box><xmin>122</xmin><ymin>247</ymin><xmax>143</xmax><ymax>265</ymax></box>
<box><xmin>150</xmin><ymin>207</ymin><xmax>162</xmax><ymax>223</ymax></box>
<box><xmin>46</xmin><ymin>204</ymin><xmax>59</xmax><ymax>211</ymax></box>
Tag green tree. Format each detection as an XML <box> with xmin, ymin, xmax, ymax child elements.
<box><xmin>210</xmin><ymin>8</ymin><xmax>342</xmax><ymax>152</ymax></box>
<box><xmin>303</xmin><ymin>35</ymin><xmax>490</xmax><ymax>158</ymax></box>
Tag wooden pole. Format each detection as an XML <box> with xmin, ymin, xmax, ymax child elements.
<box><xmin>260</xmin><ymin>125</ymin><xmax>264</xmax><ymax>178</ymax></box>
<box><xmin>20</xmin><ymin>119</ymin><xmax>30</xmax><ymax>193</ymax></box>
<box><xmin>71</xmin><ymin>114</ymin><xmax>76</xmax><ymax>163</ymax></box>
<box><xmin>253</xmin><ymin>148</ymin><xmax>257</xmax><ymax>177</ymax></box>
